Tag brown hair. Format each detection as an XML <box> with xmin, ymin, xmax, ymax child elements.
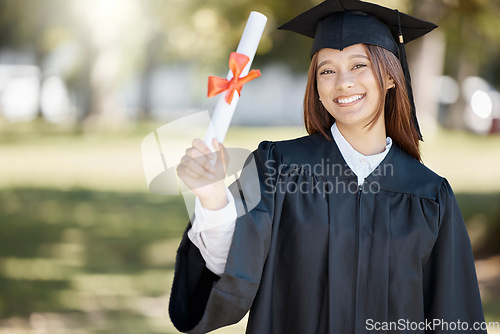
<box><xmin>303</xmin><ymin>44</ymin><xmax>421</xmax><ymax>161</ymax></box>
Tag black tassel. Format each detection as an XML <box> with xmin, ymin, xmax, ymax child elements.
<box><xmin>396</xmin><ymin>10</ymin><xmax>423</xmax><ymax>141</ymax></box>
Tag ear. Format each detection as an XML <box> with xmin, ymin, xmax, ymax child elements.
<box><xmin>386</xmin><ymin>76</ymin><xmax>395</xmax><ymax>90</ymax></box>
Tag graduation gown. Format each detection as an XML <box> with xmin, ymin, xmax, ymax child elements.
<box><xmin>169</xmin><ymin>133</ymin><xmax>486</xmax><ymax>334</ymax></box>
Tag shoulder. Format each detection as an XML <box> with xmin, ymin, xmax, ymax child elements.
<box><xmin>256</xmin><ymin>133</ymin><xmax>341</xmax><ymax>166</ymax></box>
<box><xmin>372</xmin><ymin>144</ymin><xmax>444</xmax><ymax>200</ymax></box>
<box><xmin>257</xmin><ymin>133</ymin><xmax>328</xmax><ymax>152</ymax></box>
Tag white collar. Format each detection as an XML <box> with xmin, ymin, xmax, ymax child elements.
<box><xmin>331</xmin><ymin>122</ymin><xmax>392</xmax><ymax>185</ymax></box>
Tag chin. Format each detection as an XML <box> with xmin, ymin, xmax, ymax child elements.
<box><xmin>337</xmin><ymin>115</ymin><xmax>378</xmax><ymax>131</ymax></box>
<box><xmin>331</xmin><ymin>108</ymin><xmax>379</xmax><ymax>128</ymax></box>
<box><xmin>331</xmin><ymin>112</ymin><xmax>367</xmax><ymax>126</ymax></box>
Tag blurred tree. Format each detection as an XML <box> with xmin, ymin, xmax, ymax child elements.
<box><xmin>0</xmin><ymin>0</ymin><xmax>153</xmax><ymax>127</ymax></box>
<box><xmin>0</xmin><ymin>0</ymin><xmax>75</xmax><ymax>118</ymax></box>
<box><xmin>404</xmin><ymin>0</ymin><xmax>500</xmax><ymax>129</ymax></box>
<box><xmin>137</xmin><ymin>32</ymin><xmax>164</xmax><ymax>120</ymax></box>
<box><xmin>142</xmin><ymin>0</ymin><xmax>321</xmax><ymax>72</ymax></box>
<box><xmin>413</xmin><ymin>0</ymin><xmax>500</xmax><ymax>87</ymax></box>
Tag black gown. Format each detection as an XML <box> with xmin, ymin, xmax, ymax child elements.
<box><xmin>169</xmin><ymin>132</ymin><xmax>486</xmax><ymax>334</ymax></box>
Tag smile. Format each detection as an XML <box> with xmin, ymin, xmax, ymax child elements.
<box><xmin>334</xmin><ymin>94</ymin><xmax>365</xmax><ymax>105</ymax></box>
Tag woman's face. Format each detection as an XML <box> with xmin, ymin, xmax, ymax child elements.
<box><xmin>316</xmin><ymin>44</ymin><xmax>393</xmax><ymax>130</ymax></box>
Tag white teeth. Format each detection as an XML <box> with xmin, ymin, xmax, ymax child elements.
<box><xmin>337</xmin><ymin>94</ymin><xmax>363</xmax><ymax>104</ymax></box>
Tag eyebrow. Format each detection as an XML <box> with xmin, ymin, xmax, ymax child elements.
<box><xmin>350</xmin><ymin>54</ymin><xmax>369</xmax><ymax>60</ymax></box>
<box><xmin>317</xmin><ymin>54</ymin><xmax>369</xmax><ymax>68</ymax></box>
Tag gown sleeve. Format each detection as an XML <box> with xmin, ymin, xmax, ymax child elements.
<box><xmin>169</xmin><ymin>141</ymin><xmax>280</xmax><ymax>333</ymax></box>
<box><xmin>423</xmin><ymin>178</ymin><xmax>487</xmax><ymax>333</ymax></box>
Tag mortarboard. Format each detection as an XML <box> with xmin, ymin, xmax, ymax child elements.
<box><xmin>278</xmin><ymin>0</ymin><xmax>438</xmax><ymax>140</ymax></box>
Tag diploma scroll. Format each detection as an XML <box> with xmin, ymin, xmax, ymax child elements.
<box><xmin>204</xmin><ymin>11</ymin><xmax>268</xmax><ymax>151</ymax></box>
<box><xmin>141</xmin><ymin>12</ymin><xmax>267</xmax><ymax>199</ymax></box>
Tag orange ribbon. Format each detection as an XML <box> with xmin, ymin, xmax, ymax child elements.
<box><xmin>207</xmin><ymin>52</ymin><xmax>261</xmax><ymax>104</ymax></box>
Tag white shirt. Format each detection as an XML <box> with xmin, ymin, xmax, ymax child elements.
<box><xmin>188</xmin><ymin>123</ymin><xmax>392</xmax><ymax>275</ymax></box>
<box><xmin>331</xmin><ymin>122</ymin><xmax>392</xmax><ymax>186</ymax></box>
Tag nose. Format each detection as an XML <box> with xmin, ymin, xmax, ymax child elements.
<box><xmin>335</xmin><ymin>70</ymin><xmax>355</xmax><ymax>91</ymax></box>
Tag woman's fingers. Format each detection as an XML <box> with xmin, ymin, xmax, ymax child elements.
<box><xmin>183</xmin><ymin>140</ymin><xmax>216</xmax><ymax>174</ymax></box>
<box><xmin>192</xmin><ymin>138</ymin><xmax>213</xmax><ymax>157</ymax></box>
<box><xmin>180</xmin><ymin>154</ymin><xmax>215</xmax><ymax>179</ymax></box>
<box><xmin>177</xmin><ymin>138</ymin><xmax>231</xmax><ymax>188</ymax></box>
<box><xmin>185</xmin><ymin>146</ymin><xmax>211</xmax><ymax>164</ymax></box>
<box><xmin>190</xmin><ymin>138</ymin><xmax>217</xmax><ymax>167</ymax></box>
<box><xmin>213</xmin><ymin>139</ymin><xmax>229</xmax><ymax>172</ymax></box>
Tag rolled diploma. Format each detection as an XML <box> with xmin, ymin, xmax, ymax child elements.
<box><xmin>203</xmin><ymin>11</ymin><xmax>267</xmax><ymax>151</ymax></box>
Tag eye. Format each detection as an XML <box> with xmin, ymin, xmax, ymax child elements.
<box><xmin>319</xmin><ymin>69</ymin><xmax>335</xmax><ymax>75</ymax></box>
<box><xmin>352</xmin><ymin>63</ymin><xmax>367</xmax><ymax>70</ymax></box>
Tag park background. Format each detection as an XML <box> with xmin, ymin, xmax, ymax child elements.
<box><xmin>0</xmin><ymin>0</ymin><xmax>499</xmax><ymax>333</ymax></box>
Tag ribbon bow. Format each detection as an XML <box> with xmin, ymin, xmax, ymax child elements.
<box><xmin>207</xmin><ymin>52</ymin><xmax>261</xmax><ymax>104</ymax></box>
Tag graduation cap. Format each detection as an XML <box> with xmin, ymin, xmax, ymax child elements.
<box><xmin>278</xmin><ymin>0</ymin><xmax>438</xmax><ymax>140</ymax></box>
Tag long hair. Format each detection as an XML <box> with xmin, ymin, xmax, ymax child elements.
<box><xmin>303</xmin><ymin>44</ymin><xmax>421</xmax><ymax>161</ymax></box>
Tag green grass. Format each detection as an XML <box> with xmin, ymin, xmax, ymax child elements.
<box><xmin>0</xmin><ymin>122</ymin><xmax>498</xmax><ymax>333</ymax></box>
<box><xmin>420</xmin><ymin>129</ymin><xmax>500</xmax><ymax>193</ymax></box>
<box><xmin>0</xmin><ymin>188</ymin><xmax>186</xmax><ymax>332</ymax></box>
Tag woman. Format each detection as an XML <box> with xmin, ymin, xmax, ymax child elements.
<box><xmin>169</xmin><ymin>1</ymin><xmax>487</xmax><ymax>333</ymax></box>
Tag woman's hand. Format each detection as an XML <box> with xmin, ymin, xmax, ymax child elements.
<box><xmin>176</xmin><ymin>138</ymin><xmax>229</xmax><ymax>210</ymax></box>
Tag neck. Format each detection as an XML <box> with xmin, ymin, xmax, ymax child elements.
<box><xmin>336</xmin><ymin>117</ymin><xmax>387</xmax><ymax>156</ymax></box>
